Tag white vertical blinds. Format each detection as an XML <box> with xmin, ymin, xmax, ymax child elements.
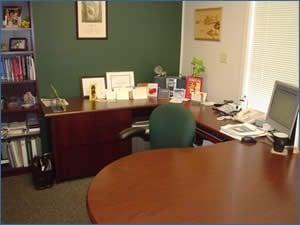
<box><xmin>246</xmin><ymin>1</ymin><xmax>299</xmax><ymax>112</ymax></box>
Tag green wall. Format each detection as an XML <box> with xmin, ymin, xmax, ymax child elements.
<box><xmin>32</xmin><ymin>2</ymin><xmax>182</xmax><ymax>98</ymax></box>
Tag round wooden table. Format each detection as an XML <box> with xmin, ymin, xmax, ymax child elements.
<box><xmin>87</xmin><ymin>141</ymin><xmax>298</xmax><ymax>223</ymax></box>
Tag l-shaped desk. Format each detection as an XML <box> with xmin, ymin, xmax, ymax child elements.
<box><xmin>42</xmin><ymin>98</ymin><xmax>235</xmax><ymax>181</ymax></box>
<box><xmin>42</xmin><ymin>98</ymin><xmax>298</xmax><ymax>178</ymax></box>
<box><xmin>42</xmin><ymin>98</ymin><xmax>298</xmax><ymax>223</ymax></box>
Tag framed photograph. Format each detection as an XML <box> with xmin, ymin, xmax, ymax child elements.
<box><xmin>185</xmin><ymin>76</ymin><xmax>203</xmax><ymax>99</ymax></box>
<box><xmin>194</xmin><ymin>7</ymin><xmax>222</xmax><ymax>41</ymax></box>
<box><xmin>80</xmin><ymin>76</ymin><xmax>106</xmax><ymax>99</ymax></box>
<box><xmin>9</xmin><ymin>38</ymin><xmax>28</xmax><ymax>51</ymax></box>
<box><xmin>106</xmin><ymin>71</ymin><xmax>135</xmax><ymax>90</ymax></box>
<box><xmin>173</xmin><ymin>89</ymin><xmax>186</xmax><ymax>100</ymax></box>
<box><xmin>76</xmin><ymin>1</ymin><xmax>107</xmax><ymax>39</ymax></box>
<box><xmin>3</xmin><ymin>6</ymin><xmax>22</xmax><ymax>28</ymax></box>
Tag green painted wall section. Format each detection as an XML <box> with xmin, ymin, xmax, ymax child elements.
<box><xmin>32</xmin><ymin>2</ymin><xmax>182</xmax><ymax>98</ymax></box>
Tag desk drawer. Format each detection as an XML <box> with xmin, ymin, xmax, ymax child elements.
<box><xmin>94</xmin><ymin>110</ymin><xmax>131</xmax><ymax>127</ymax></box>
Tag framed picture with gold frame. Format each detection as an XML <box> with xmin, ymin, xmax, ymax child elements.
<box><xmin>194</xmin><ymin>7</ymin><xmax>222</xmax><ymax>41</ymax></box>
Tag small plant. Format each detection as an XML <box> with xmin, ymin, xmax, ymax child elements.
<box><xmin>191</xmin><ymin>57</ymin><xmax>205</xmax><ymax>77</ymax></box>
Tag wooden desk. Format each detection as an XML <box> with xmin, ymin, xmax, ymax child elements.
<box><xmin>42</xmin><ymin>98</ymin><xmax>247</xmax><ymax>181</ymax></box>
<box><xmin>87</xmin><ymin>141</ymin><xmax>299</xmax><ymax>223</ymax></box>
<box><xmin>42</xmin><ymin>98</ymin><xmax>166</xmax><ymax>181</ymax></box>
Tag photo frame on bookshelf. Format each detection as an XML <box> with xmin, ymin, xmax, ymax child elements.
<box><xmin>2</xmin><ymin>6</ymin><xmax>22</xmax><ymax>28</ymax></box>
<box><xmin>9</xmin><ymin>38</ymin><xmax>28</xmax><ymax>51</ymax></box>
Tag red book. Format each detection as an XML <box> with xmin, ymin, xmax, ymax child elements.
<box><xmin>185</xmin><ymin>76</ymin><xmax>203</xmax><ymax>99</ymax></box>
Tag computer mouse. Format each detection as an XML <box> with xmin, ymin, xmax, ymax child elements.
<box><xmin>241</xmin><ymin>136</ymin><xmax>257</xmax><ymax>144</ymax></box>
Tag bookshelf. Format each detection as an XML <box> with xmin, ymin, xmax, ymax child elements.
<box><xmin>1</xmin><ymin>1</ymin><xmax>42</xmax><ymax>177</ymax></box>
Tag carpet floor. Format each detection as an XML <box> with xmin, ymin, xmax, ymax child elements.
<box><xmin>1</xmin><ymin>173</ymin><xmax>92</xmax><ymax>224</ymax></box>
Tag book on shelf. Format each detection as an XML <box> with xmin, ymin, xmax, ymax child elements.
<box><xmin>20</xmin><ymin>139</ymin><xmax>29</xmax><ymax>167</ymax></box>
<box><xmin>1</xmin><ymin>55</ymin><xmax>36</xmax><ymax>81</ymax></box>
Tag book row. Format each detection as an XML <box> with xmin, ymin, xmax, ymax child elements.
<box><xmin>1</xmin><ymin>137</ymin><xmax>42</xmax><ymax>168</ymax></box>
<box><xmin>1</xmin><ymin>55</ymin><xmax>36</xmax><ymax>81</ymax></box>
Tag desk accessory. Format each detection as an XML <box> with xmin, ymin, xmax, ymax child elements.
<box><xmin>132</xmin><ymin>87</ymin><xmax>148</xmax><ymax>100</ymax></box>
<box><xmin>50</xmin><ymin>84</ymin><xmax>66</xmax><ymax>112</ymax></box>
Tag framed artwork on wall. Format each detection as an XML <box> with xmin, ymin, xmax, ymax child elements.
<box><xmin>76</xmin><ymin>1</ymin><xmax>107</xmax><ymax>39</ymax></box>
<box><xmin>194</xmin><ymin>7</ymin><xmax>222</xmax><ymax>41</ymax></box>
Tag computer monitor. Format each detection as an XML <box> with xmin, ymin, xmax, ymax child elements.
<box><xmin>265</xmin><ymin>81</ymin><xmax>299</xmax><ymax>139</ymax></box>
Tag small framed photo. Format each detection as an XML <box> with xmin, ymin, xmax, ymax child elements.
<box><xmin>3</xmin><ymin>6</ymin><xmax>22</xmax><ymax>28</ymax></box>
<box><xmin>76</xmin><ymin>1</ymin><xmax>107</xmax><ymax>39</ymax></box>
<box><xmin>173</xmin><ymin>89</ymin><xmax>186</xmax><ymax>100</ymax></box>
<box><xmin>9</xmin><ymin>38</ymin><xmax>28</xmax><ymax>51</ymax></box>
<box><xmin>80</xmin><ymin>76</ymin><xmax>106</xmax><ymax>99</ymax></box>
<box><xmin>106</xmin><ymin>71</ymin><xmax>135</xmax><ymax>90</ymax></box>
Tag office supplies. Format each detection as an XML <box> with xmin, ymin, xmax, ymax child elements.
<box><xmin>220</xmin><ymin>123</ymin><xmax>266</xmax><ymax>141</ymax></box>
<box><xmin>216</xmin><ymin>103</ymin><xmax>240</xmax><ymax>115</ymax></box>
<box><xmin>233</xmin><ymin>108</ymin><xmax>264</xmax><ymax>123</ymax></box>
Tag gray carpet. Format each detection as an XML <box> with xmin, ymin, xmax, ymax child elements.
<box><xmin>1</xmin><ymin>173</ymin><xmax>92</xmax><ymax>224</ymax></box>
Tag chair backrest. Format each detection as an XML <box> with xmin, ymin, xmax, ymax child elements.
<box><xmin>149</xmin><ymin>103</ymin><xmax>196</xmax><ymax>149</ymax></box>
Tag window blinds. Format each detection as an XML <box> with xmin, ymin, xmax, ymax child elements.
<box><xmin>246</xmin><ymin>1</ymin><xmax>299</xmax><ymax>112</ymax></box>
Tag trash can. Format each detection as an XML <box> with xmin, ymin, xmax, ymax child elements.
<box><xmin>31</xmin><ymin>153</ymin><xmax>55</xmax><ymax>190</ymax></box>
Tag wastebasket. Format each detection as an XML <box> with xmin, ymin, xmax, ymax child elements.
<box><xmin>31</xmin><ymin>153</ymin><xmax>55</xmax><ymax>190</ymax></box>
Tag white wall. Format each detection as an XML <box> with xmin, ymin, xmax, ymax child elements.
<box><xmin>180</xmin><ymin>1</ymin><xmax>250</xmax><ymax>103</ymax></box>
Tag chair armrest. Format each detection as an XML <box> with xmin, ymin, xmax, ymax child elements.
<box><xmin>119</xmin><ymin>127</ymin><xmax>149</xmax><ymax>141</ymax></box>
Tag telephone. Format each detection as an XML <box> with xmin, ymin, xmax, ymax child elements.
<box><xmin>216</xmin><ymin>103</ymin><xmax>240</xmax><ymax>115</ymax></box>
<box><xmin>234</xmin><ymin>108</ymin><xmax>264</xmax><ymax>123</ymax></box>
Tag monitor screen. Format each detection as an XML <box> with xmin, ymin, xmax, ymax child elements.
<box><xmin>266</xmin><ymin>81</ymin><xmax>299</xmax><ymax>138</ymax></box>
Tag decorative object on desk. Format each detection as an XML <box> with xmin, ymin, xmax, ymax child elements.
<box><xmin>132</xmin><ymin>87</ymin><xmax>148</xmax><ymax>100</ymax></box>
<box><xmin>105</xmin><ymin>89</ymin><xmax>116</xmax><ymax>101</ymax></box>
<box><xmin>106</xmin><ymin>71</ymin><xmax>135</xmax><ymax>91</ymax></box>
<box><xmin>115</xmin><ymin>87</ymin><xmax>131</xmax><ymax>100</ymax></box>
<box><xmin>194</xmin><ymin>7</ymin><xmax>222</xmax><ymax>41</ymax></box>
<box><xmin>50</xmin><ymin>84</ymin><xmax>66</xmax><ymax>112</ymax></box>
<box><xmin>173</xmin><ymin>89</ymin><xmax>186</xmax><ymax>100</ymax></box>
<box><xmin>147</xmin><ymin>83</ymin><xmax>158</xmax><ymax>98</ymax></box>
<box><xmin>3</xmin><ymin>6</ymin><xmax>22</xmax><ymax>28</ymax></box>
<box><xmin>80</xmin><ymin>76</ymin><xmax>106</xmax><ymax>99</ymax></box>
<box><xmin>76</xmin><ymin>1</ymin><xmax>107</xmax><ymax>39</ymax></box>
<box><xmin>185</xmin><ymin>76</ymin><xmax>203</xmax><ymax>99</ymax></box>
<box><xmin>154</xmin><ymin>65</ymin><xmax>167</xmax><ymax>77</ymax></box>
<box><xmin>9</xmin><ymin>38</ymin><xmax>28</xmax><ymax>51</ymax></box>
<box><xmin>166</xmin><ymin>77</ymin><xmax>177</xmax><ymax>98</ymax></box>
<box><xmin>191</xmin><ymin>91</ymin><xmax>207</xmax><ymax>103</ymax></box>
<box><xmin>89</xmin><ymin>84</ymin><xmax>96</xmax><ymax>102</ymax></box>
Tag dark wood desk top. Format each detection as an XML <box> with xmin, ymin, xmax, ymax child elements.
<box><xmin>87</xmin><ymin>141</ymin><xmax>299</xmax><ymax>223</ymax></box>
<box><xmin>42</xmin><ymin>98</ymin><xmax>169</xmax><ymax>117</ymax></box>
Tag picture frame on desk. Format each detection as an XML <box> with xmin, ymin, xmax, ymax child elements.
<box><xmin>80</xmin><ymin>76</ymin><xmax>106</xmax><ymax>99</ymax></box>
<box><xmin>106</xmin><ymin>71</ymin><xmax>135</xmax><ymax>91</ymax></box>
<box><xmin>76</xmin><ymin>1</ymin><xmax>107</xmax><ymax>39</ymax></box>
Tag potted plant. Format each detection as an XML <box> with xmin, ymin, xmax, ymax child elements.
<box><xmin>191</xmin><ymin>57</ymin><xmax>205</xmax><ymax>77</ymax></box>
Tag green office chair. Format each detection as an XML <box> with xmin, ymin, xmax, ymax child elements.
<box><xmin>119</xmin><ymin>103</ymin><xmax>196</xmax><ymax>149</ymax></box>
